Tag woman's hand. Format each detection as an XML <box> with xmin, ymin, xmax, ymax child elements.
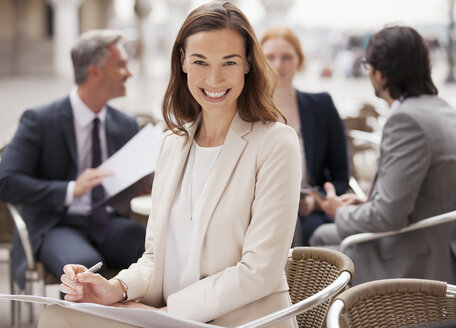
<box><xmin>310</xmin><ymin>182</ymin><xmax>343</xmax><ymax>219</ymax></box>
<box><xmin>59</xmin><ymin>264</ymin><xmax>123</xmax><ymax>305</ymax></box>
<box><xmin>298</xmin><ymin>194</ymin><xmax>315</xmax><ymax>217</ymax></box>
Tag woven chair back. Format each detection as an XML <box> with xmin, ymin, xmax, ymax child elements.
<box><xmin>338</xmin><ymin>279</ymin><xmax>456</xmax><ymax>328</ymax></box>
<box><xmin>286</xmin><ymin>247</ymin><xmax>354</xmax><ymax>328</ymax></box>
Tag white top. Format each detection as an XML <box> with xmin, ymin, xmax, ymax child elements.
<box><xmin>66</xmin><ymin>86</ymin><xmax>108</xmax><ymax>215</ymax></box>
<box><xmin>163</xmin><ymin>141</ymin><xmax>222</xmax><ymax>302</ymax></box>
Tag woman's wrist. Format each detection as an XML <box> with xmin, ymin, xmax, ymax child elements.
<box><xmin>110</xmin><ymin>278</ymin><xmax>128</xmax><ymax>303</ymax></box>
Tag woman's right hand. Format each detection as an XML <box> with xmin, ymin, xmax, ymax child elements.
<box><xmin>59</xmin><ymin>264</ymin><xmax>123</xmax><ymax>305</ymax></box>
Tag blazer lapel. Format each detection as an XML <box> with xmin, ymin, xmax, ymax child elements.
<box><xmin>297</xmin><ymin>91</ymin><xmax>316</xmax><ymax>185</ymax></box>
<box><xmin>194</xmin><ymin>113</ymin><xmax>251</xmax><ymax>261</ymax></box>
<box><xmin>59</xmin><ymin>97</ymin><xmax>78</xmax><ymax>173</ymax></box>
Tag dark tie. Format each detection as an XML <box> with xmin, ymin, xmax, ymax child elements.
<box><xmin>90</xmin><ymin>118</ymin><xmax>110</xmax><ymax>244</ymax></box>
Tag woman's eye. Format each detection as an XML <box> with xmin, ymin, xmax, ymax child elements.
<box><xmin>193</xmin><ymin>60</ymin><xmax>207</xmax><ymax>65</ymax></box>
<box><xmin>224</xmin><ymin>61</ymin><xmax>237</xmax><ymax>66</ymax></box>
<box><xmin>282</xmin><ymin>55</ymin><xmax>293</xmax><ymax>61</ymax></box>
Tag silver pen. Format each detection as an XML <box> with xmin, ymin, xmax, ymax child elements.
<box><xmin>71</xmin><ymin>261</ymin><xmax>103</xmax><ymax>284</ymax></box>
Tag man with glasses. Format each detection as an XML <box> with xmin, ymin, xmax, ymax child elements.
<box><xmin>309</xmin><ymin>26</ymin><xmax>456</xmax><ymax>285</ymax></box>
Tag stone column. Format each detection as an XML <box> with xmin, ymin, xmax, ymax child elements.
<box><xmin>259</xmin><ymin>0</ymin><xmax>294</xmax><ymax>35</ymax></box>
<box><xmin>134</xmin><ymin>0</ymin><xmax>153</xmax><ymax>75</ymax></box>
<box><xmin>47</xmin><ymin>0</ymin><xmax>82</xmax><ymax>78</ymax></box>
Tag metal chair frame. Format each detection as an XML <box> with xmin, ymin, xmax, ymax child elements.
<box><xmin>339</xmin><ymin>210</ymin><xmax>456</xmax><ymax>253</ymax></box>
<box><xmin>237</xmin><ymin>247</ymin><xmax>354</xmax><ymax>328</ymax></box>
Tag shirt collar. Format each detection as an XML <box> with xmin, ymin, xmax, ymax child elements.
<box><xmin>69</xmin><ymin>86</ymin><xmax>107</xmax><ymax>128</ymax></box>
<box><xmin>390</xmin><ymin>99</ymin><xmax>401</xmax><ymax>112</ymax></box>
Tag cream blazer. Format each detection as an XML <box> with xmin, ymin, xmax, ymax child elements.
<box><xmin>116</xmin><ymin>112</ymin><xmax>301</xmax><ymax>327</ymax></box>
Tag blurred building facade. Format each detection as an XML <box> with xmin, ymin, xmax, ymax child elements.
<box><xmin>0</xmin><ymin>0</ymin><xmax>114</xmax><ymax>76</ymax></box>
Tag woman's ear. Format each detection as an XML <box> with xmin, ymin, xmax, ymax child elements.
<box><xmin>180</xmin><ymin>48</ymin><xmax>187</xmax><ymax>73</ymax></box>
<box><xmin>244</xmin><ymin>60</ymin><xmax>251</xmax><ymax>74</ymax></box>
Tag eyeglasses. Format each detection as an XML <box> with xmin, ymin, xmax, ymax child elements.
<box><xmin>361</xmin><ymin>58</ymin><xmax>371</xmax><ymax>71</ymax></box>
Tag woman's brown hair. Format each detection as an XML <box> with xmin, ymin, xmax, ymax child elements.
<box><xmin>162</xmin><ymin>1</ymin><xmax>284</xmax><ymax>136</ymax></box>
<box><xmin>260</xmin><ymin>26</ymin><xmax>306</xmax><ymax>71</ymax></box>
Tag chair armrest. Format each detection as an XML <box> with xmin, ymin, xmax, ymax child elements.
<box><xmin>7</xmin><ymin>203</ymin><xmax>35</xmax><ymax>269</ymax></box>
<box><xmin>326</xmin><ymin>299</ymin><xmax>345</xmax><ymax>328</ymax></box>
<box><xmin>448</xmin><ymin>284</ymin><xmax>456</xmax><ymax>297</ymax></box>
<box><xmin>340</xmin><ymin>210</ymin><xmax>456</xmax><ymax>253</ymax></box>
<box><xmin>236</xmin><ymin>271</ymin><xmax>352</xmax><ymax>328</ymax></box>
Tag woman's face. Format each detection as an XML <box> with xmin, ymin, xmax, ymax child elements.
<box><xmin>181</xmin><ymin>28</ymin><xmax>249</xmax><ymax>119</ymax></box>
<box><xmin>262</xmin><ymin>37</ymin><xmax>300</xmax><ymax>87</ymax></box>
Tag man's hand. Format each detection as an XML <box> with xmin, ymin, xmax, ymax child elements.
<box><xmin>73</xmin><ymin>168</ymin><xmax>113</xmax><ymax>198</ymax></box>
<box><xmin>340</xmin><ymin>193</ymin><xmax>367</xmax><ymax>206</ymax></box>
<box><xmin>310</xmin><ymin>182</ymin><xmax>343</xmax><ymax>219</ymax></box>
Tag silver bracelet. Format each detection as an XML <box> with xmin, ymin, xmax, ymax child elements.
<box><xmin>114</xmin><ymin>278</ymin><xmax>128</xmax><ymax>303</ymax></box>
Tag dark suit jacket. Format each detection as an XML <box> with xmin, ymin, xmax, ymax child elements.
<box><xmin>0</xmin><ymin>96</ymin><xmax>139</xmax><ymax>287</ymax></box>
<box><xmin>297</xmin><ymin>91</ymin><xmax>349</xmax><ymax>194</ymax></box>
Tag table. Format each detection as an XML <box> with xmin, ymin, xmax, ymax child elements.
<box><xmin>130</xmin><ymin>194</ymin><xmax>152</xmax><ymax>224</ymax></box>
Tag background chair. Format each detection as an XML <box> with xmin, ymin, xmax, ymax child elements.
<box><xmin>0</xmin><ymin>201</ymin><xmax>15</xmax><ymax>327</ymax></box>
<box><xmin>339</xmin><ymin>210</ymin><xmax>456</xmax><ymax>285</ymax></box>
<box><xmin>237</xmin><ymin>247</ymin><xmax>354</xmax><ymax>328</ymax></box>
<box><xmin>8</xmin><ymin>203</ymin><xmax>120</xmax><ymax>327</ymax></box>
<box><xmin>327</xmin><ymin>278</ymin><xmax>456</xmax><ymax>328</ymax></box>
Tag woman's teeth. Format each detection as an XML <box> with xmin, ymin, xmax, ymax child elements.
<box><xmin>203</xmin><ymin>89</ymin><xmax>228</xmax><ymax>98</ymax></box>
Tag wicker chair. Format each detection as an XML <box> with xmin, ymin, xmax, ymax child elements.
<box><xmin>339</xmin><ymin>210</ymin><xmax>456</xmax><ymax>286</ymax></box>
<box><xmin>237</xmin><ymin>247</ymin><xmax>354</xmax><ymax>328</ymax></box>
<box><xmin>326</xmin><ymin>278</ymin><xmax>456</xmax><ymax>328</ymax></box>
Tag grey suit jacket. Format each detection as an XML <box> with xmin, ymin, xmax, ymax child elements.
<box><xmin>336</xmin><ymin>95</ymin><xmax>456</xmax><ymax>285</ymax></box>
<box><xmin>0</xmin><ymin>96</ymin><xmax>139</xmax><ymax>288</ymax></box>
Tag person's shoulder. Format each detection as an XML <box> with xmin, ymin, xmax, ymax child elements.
<box><xmin>252</xmin><ymin>120</ymin><xmax>298</xmax><ymax>145</ymax></box>
<box><xmin>106</xmin><ymin>105</ymin><xmax>136</xmax><ymax>124</ymax></box>
<box><xmin>297</xmin><ymin>90</ymin><xmax>332</xmax><ymax>103</ymax></box>
<box><xmin>297</xmin><ymin>90</ymin><xmax>337</xmax><ymax>114</ymax></box>
<box><xmin>22</xmin><ymin>96</ymin><xmax>71</xmax><ymax>121</ymax></box>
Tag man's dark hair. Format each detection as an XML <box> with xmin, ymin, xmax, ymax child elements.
<box><xmin>366</xmin><ymin>25</ymin><xmax>438</xmax><ymax>99</ymax></box>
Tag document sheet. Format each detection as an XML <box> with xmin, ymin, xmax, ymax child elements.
<box><xmin>100</xmin><ymin>123</ymin><xmax>161</xmax><ymax>198</ymax></box>
<box><xmin>0</xmin><ymin>294</ymin><xmax>218</xmax><ymax>328</ymax></box>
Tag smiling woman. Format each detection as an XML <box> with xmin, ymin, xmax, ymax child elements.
<box><xmin>180</xmin><ymin>28</ymin><xmax>248</xmax><ymax>141</ymax></box>
<box><xmin>39</xmin><ymin>2</ymin><xmax>301</xmax><ymax>328</ymax></box>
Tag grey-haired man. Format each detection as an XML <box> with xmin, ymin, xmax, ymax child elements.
<box><xmin>0</xmin><ymin>30</ymin><xmax>146</xmax><ymax>289</ymax></box>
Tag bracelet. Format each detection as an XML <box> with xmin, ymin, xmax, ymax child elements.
<box><xmin>115</xmin><ymin>278</ymin><xmax>128</xmax><ymax>303</ymax></box>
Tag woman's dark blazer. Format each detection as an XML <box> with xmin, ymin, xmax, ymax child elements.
<box><xmin>297</xmin><ymin>90</ymin><xmax>349</xmax><ymax>194</ymax></box>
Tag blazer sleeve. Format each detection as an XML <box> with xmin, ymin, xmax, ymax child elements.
<box><xmin>0</xmin><ymin>109</ymin><xmax>68</xmax><ymax>210</ymax></box>
<box><xmin>323</xmin><ymin>93</ymin><xmax>350</xmax><ymax>195</ymax></box>
<box><xmin>335</xmin><ymin>111</ymin><xmax>430</xmax><ymax>238</ymax></box>
<box><xmin>166</xmin><ymin>125</ymin><xmax>301</xmax><ymax>322</ymax></box>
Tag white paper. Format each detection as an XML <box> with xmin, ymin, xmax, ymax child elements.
<box><xmin>0</xmin><ymin>294</ymin><xmax>218</xmax><ymax>328</ymax></box>
<box><xmin>100</xmin><ymin>123</ymin><xmax>162</xmax><ymax>197</ymax></box>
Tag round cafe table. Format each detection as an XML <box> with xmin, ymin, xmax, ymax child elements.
<box><xmin>130</xmin><ymin>194</ymin><xmax>152</xmax><ymax>224</ymax></box>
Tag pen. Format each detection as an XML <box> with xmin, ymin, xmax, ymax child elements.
<box><xmin>71</xmin><ymin>261</ymin><xmax>103</xmax><ymax>284</ymax></box>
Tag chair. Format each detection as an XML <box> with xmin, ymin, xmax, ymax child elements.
<box><xmin>0</xmin><ymin>201</ymin><xmax>15</xmax><ymax>326</ymax></box>
<box><xmin>8</xmin><ymin>203</ymin><xmax>60</xmax><ymax>327</ymax></box>
<box><xmin>326</xmin><ymin>278</ymin><xmax>456</xmax><ymax>328</ymax></box>
<box><xmin>339</xmin><ymin>210</ymin><xmax>456</xmax><ymax>285</ymax></box>
<box><xmin>237</xmin><ymin>247</ymin><xmax>354</xmax><ymax>328</ymax></box>
<box><xmin>340</xmin><ymin>210</ymin><xmax>456</xmax><ymax>253</ymax></box>
<box><xmin>8</xmin><ymin>203</ymin><xmax>120</xmax><ymax>327</ymax></box>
